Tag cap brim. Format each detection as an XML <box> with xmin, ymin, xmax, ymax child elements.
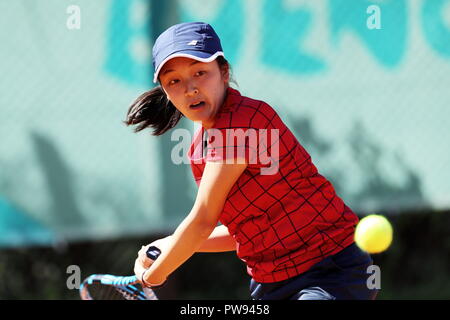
<box><xmin>153</xmin><ymin>51</ymin><xmax>224</xmax><ymax>83</ymax></box>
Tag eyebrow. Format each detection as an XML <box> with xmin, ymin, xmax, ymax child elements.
<box><xmin>162</xmin><ymin>60</ymin><xmax>203</xmax><ymax>75</ymax></box>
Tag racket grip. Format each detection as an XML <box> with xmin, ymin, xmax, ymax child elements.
<box><xmin>146</xmin><ymin>246</ymin><xmax>161</xmax><ymax>261</ymax></box>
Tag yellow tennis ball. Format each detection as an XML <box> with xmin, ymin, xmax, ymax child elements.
<box><xmin>355</xmin><ymin>214</ymin><xmax>393</xmax><ymax>254</ymax></box>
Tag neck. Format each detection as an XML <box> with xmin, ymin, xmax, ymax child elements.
<box><xmin>203</xmin><ymin>86</ymin><xmax>229</xmax><ymax>129</ymax></box>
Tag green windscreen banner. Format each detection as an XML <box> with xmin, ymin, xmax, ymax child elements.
<box><xmin>1</xmin><ymin>0</ymin><xmax>449</xmax><ymax>247</ymax></box>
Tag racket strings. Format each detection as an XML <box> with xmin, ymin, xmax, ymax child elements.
<box><xmin>143</xmin><ymin>287</ymin><xmax>158</xmax><ymax>300</ymax></box>
<box><xmin>116</xmin><ymin>287</ymin><xmax>140</xmax><ymax>300</ymax></box>
<box><xmin>89</xmin><ymin>283</ymin><xmax>131</xmax><ymax>300</ymax></box>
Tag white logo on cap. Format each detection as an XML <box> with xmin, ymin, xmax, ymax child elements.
<box><xmin>188</xmin><ymin>40</ymin><xmax>198</xmax><ymax>46</ymax></box>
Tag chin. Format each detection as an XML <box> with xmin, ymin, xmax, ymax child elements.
<box><xmin>189</xmin><ymin>112</ymin><xmax>209</xmax><ymax>122</ymax></box>
<box><xmin>187</xmin><ymin>115</ymin><xmax>206</xmax><ymax>124</ymax></box>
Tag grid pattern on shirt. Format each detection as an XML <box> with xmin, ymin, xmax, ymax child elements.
<box><xmin>188</xmin><ymin>88</ymin><xmax>358</xmax><ymax>283</ymax></box>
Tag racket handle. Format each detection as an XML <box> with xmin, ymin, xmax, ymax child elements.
<box><xmin>146</xmin><ymin>246</ymin><xmax>161</xmax><ymax>261</ymax></box>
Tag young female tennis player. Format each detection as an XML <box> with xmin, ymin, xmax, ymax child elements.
<box><xmin>127</xmin><ymin>22</ymin><xmax>378</xmax><ymax>300</ymax></box>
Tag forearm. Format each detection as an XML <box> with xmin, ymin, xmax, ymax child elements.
<box><xmin>197</xmin><ymin>225</ymin><xmax>236</xmax><ymax>252</ymax></box>
<box><xmin>142</xmin><ymin>161</ymin><xmax>247</xmax><ymax>285</ymax></box>
<box><xmin>144</xmin><ymin>211</ymin><xmax>215</xmax><ymax>284</ymax></box>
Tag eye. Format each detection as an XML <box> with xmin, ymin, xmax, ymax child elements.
<box><xmin>195</xmin><ymin>70</ymin><xmax>206</xmax><ymax>77</ymax></box>
<box><xmin>168</xmin><ymin>79</ymin><xmax>179</xmax><ymax>86</ymax></box>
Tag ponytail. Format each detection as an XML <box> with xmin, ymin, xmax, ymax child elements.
<box><xmin>124</xmin><ymin>86</ymin><xmax>183</xmax><ymax>136</ymax></box>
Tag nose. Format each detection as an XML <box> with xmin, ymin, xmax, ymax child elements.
<box><xmin>185</xmin><ymin>82</ymin><xmax>199</xmax><ymax>96</ymax></box>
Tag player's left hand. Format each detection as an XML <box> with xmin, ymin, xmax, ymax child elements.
<box><xmin>136</xmin><ymin>236</ymin><xmax>171</xmax><ymax>268</ymax></box>
<box><xmin>134</xmin><ymin>255</ymin><xmax>147</xmax><ymax>283</ymax></box>
<box><xmin>134</xmin><ymin>236</ymin><xmax>172</xmax><ymax>282</ymax></box>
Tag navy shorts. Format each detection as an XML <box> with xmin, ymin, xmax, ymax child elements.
<box><xmin>250</xmin><ymin>243</ymin><xmax>379</xmax><ymax>300</ymax></box>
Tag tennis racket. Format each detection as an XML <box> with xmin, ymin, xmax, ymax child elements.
<box><xmin>79</xmin><ymin>246</ymin><xmax>161</xmax><ymax>300</ymax></box>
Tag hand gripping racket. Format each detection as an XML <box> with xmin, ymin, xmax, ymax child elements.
<box><xmin>79</xmin><ymin>246</ymin><xmax>161</xmax><ymax>300</ymax></box>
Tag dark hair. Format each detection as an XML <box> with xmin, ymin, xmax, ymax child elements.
<box><xmin>124</xmin><ymin>56</ymin><xmax>231</xmax><ymax>136</ymax></box>
<box><xmin>124</xmin><ymin>86</ymin><xmax>182</xmax><ymax>136</ymax></box>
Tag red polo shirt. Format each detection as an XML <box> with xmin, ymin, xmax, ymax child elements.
<box><xmin>188</xmin><ymin>88</ymin><xmax>358</xmax><ymax>283</ymax></box>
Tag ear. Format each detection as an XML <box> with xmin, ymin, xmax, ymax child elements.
<box><xmin>221</xmin><ymin>64</ymin><xmax>230</xmax><ymax>84</ymax></box>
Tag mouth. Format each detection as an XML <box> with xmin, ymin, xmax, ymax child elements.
<box><xmin>189</xmin><ymin>101</ymin><xmax>205</xmax><ymax>110</ymax></box>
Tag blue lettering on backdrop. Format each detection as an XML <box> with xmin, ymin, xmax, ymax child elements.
<box><xmin>422</xmin><ymin>0</ymin><xmax>450</xmax><ymax>58</ymax></box>
<box><xmin>329</xmin><ymin>0</ymin><xmax>407</xmax><ymax>68</ymax></box>
<box><xmin>262</xmin><ymin>0</ymin><xmax>326</xmax><ymax>74</ymax></box>
<box><xmin>103</xmin><ymin>0</ymin><xmax>450</xmax><ymax>83</ymax></box>
<box><xmin>105</xmin><ymin>0</ymin><xmax>152</xmax><ymax>86</ymax></box>
<box><xmin>179</xmin><ymin>0</ymin><xmax>244</xmax><ymax>65</ymax></box>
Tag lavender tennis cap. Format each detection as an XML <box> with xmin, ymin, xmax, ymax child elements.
<box><xmin>152</xmin><ymin>22</ymin><xmax>224</xmax><ymax>83</ymax></box>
